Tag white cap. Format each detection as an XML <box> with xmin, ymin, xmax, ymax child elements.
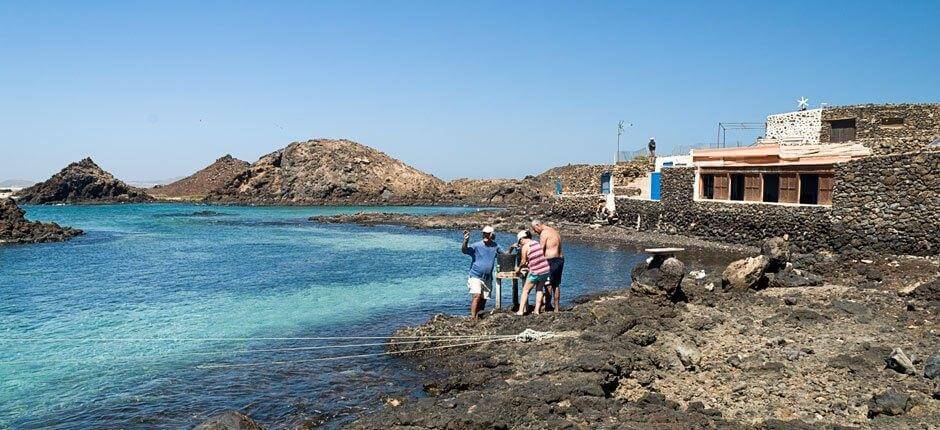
<box><xmin>517</xmin><ymin>230</ymin><xmax>528</xmax><ymax>239</ymax></box>
<box><xmin>482</xmin><ymin>226</ymin><xmax>495</xmax><ymax>234</ymax></box>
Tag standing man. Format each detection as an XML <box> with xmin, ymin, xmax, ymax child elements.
<box><xmin>461</xmin><ymin>226</ymin><xmax>503</xmax><ymax>319</ymax></box>
<box><xmin>515</xmin><ymin>230</ymin><xmax>552</xmax><ymax>316</ymax></box>
<box><xmin>531</xmin><ymin>220</ymin><xmax>564</xmax><ymax>312</ymax></box>
<box><xmin>648</xmin><ymin>137</ymin><xmax>657</xmax><ymax>158</ymax></box>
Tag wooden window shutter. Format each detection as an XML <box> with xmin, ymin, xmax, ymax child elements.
<box><xmin>714</xmin><ymin>174</ymin><xmax>729</xmax><ymax>200</ymax></box>
<box><xmin>744</xmin><ymin>174</ymin><xmax>761</xmax><ymax>201</ymax></box>
<box><xmin>818</xmin><ymin>174</ymin><xmax>834</xmax><ymax>205</ymax></box>
<box><xmin>779</xmin><ymin>174</ymin><xmax>798</xmax><ymax>203</ymax></box>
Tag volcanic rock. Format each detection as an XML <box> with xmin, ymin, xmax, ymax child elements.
<box><xmin>0</xmin><ymin>198</ymin><xmax>83</xmax><ymax>244</ymax></box>
<box><xmin>631</xmin><ymin>256</ymin><xmax>686</xmax><ymax>299</ymax></box>
<box><xmin>16</xmin><ymin>158</ymin><xmax>153</xmax><ymax>204</ymax></box>
<box><xmin>885</xmin><ymin>347</ymin><xmax>916</xmax><ymax>375</ymax></box>
<box><xmin>206</xmin><ymin>139</ymin><xmax>446</xmax><ymax>205</ymax></box>
<box><xmin>867</xmin><ymin>391</ymin><xmax>912</xmax><ymax>418</ymax></box>
<box><xmin>765</xmin><ymin>267</ymin><xmax>824</xmax><ymax>289</ymax></box>
<box><xmin>193</xmin><ymin>411</ymin><xmax>264</xmax><ymax>430</ymax></box>
<box><xmin>722</xmin><ymin>255</ymin><xmax>769</xmax><ymax>290</ymax></box>
<box><xmin>760</xmin><ymin>236</ymin><xmax>791</xmax><ymax>272</ymax></box>
<box><xmin>149</xmin><ymin>155</ymin><xmax>249</xmax><ymax>199</ymax></box>
<box><xmin>925</xmin><ymin>354</ymin><xmax>940</xmax><ymax>379</ymax></box>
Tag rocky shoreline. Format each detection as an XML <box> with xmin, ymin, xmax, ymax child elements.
<box><xmin>0</xmin><ymin>198</ymin><xmax>83</xmax><ymax>245</ymax></box>
<box><xmin>345</xmin><ymin>244</ymin><xmax>938</xmax><ymax>429</ymax></box>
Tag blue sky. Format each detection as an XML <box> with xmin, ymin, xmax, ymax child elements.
<box><xmin>1</xmin><ymin>1</ymin><xmax>938</xmax><ymax>182</ymax></box>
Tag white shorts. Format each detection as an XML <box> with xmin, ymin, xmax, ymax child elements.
<box><xmin>467</xmin><ymin>277</ymin><xmax>491</xmax><ymax>299</ymax></box>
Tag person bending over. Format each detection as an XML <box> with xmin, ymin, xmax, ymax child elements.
<box><xmin>461</xmin><ymin>226</ymin><xmax>503</xmax><ymax>319</ymax></box>
<box><xmin>531</xmin><ymin>219</ymin><xmax>564</xmax><ymax>312</ymax></box>
<box><xmin>515</xmin><ymin>230</ymin><xmax>551</xmax><ymax>316</ymax></box>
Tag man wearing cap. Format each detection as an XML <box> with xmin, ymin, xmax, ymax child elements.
<box><xmin>461</xmin><ymin>226</ymin><xmax>504</xmax><ymax>319</ymax></box>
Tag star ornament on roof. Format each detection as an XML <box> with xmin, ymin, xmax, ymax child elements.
<box><xmin>797</xmin><ymin>97</ymin><xmax>809</xmax><ymax>110</ymax></box>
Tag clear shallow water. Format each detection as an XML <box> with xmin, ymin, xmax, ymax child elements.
<box><xmin>0</xmin><ymin>204</ymin><xmax>644</xmax><ymax>429</ymax></box>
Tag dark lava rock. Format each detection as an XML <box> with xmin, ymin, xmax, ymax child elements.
<box><xmin>761</xmin><ymin>236</ymin><xmax>791</xmax><ymax>272</ymax></box>
<box><xmin>910</xmin><ymin>278</ymin><xmax>940</xmax><ymax>302</ymax></box>
<box><xmin>924</xmin><ymin>354</ymin><xmax>940</xmax><ymax>379</ymax></box>
<box><xmin>0</xmin><ymin>198</ymin><xmax>83</xmax><ymax>244</ymax></box>
<box><xmin>631</xmin><ymin>255</ymin><xmax>686</xmax><ymax>300</ymax></box>
<box><xmin>866</xmin><ymin>390</ymin><xmax>912</xmax><ymax>418</ymax></box>
<box><xmin>16</xmin><ymin>158</ymin><xmax>153</xmax><ymax>204</ymax></box>
<box><xmin>193</xmin><ymin>411</ymin><xmax>264</xmax><ymax>430</ymax></box>
<box><xmin>765</xmin><ymin>267</ymin><xmax>823</xmax><ymax>289</ymax></box>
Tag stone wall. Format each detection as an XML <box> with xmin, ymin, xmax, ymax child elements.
<box><xmin>544</xmin><ymin>156</ymin><xmax>938</xmax><ymax>256</ymax></box>
<box><xmin>821</xmin><ymin>104</ymin><xmax>940</xmax><ymax>155</ymax></box>
<box><xmin>830</xmin><ymin>151</ymin><xmax>939</xmax><ymax>255</ymax></box>
<box><xmin>765</xmin><ymin>109</ymin><xmax>822</xmax><ymax>144</ymax></box>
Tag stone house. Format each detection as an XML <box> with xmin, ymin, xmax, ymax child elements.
<box><xmin>691</xmin><ymin>104</ymin><xmax>939</xmax><ymax>207</ymax></box>
<box><xmin>548</xmin><ymin>103</ymin><xmax>939</xmax><ymax>255</ymax></box>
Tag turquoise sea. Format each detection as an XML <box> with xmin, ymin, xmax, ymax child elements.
<box><xmin>0</xmin><ymin>204</ymin><xmax>644</xmax><ymax>429</ymax></box>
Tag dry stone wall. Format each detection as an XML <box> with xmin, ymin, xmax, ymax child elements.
<box><xmin>830</xmin><ymin>151</ymin><xmax>939</xmax><ymax>255</ymax></box>
<box><xmin>545</xmin><ymin>155</ymin><xmax>938</xmax><ymax>256</ymax></box>
<box><xmin>821</xmin><ymin>104</ymin><xmax>940</xmax><ymax>155</ymax></box>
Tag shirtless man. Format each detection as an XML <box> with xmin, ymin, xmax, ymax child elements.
<box><xmin>531</xmin><ymin>220</ymin><xmax>564</xmax><ymax>311</ymax></box>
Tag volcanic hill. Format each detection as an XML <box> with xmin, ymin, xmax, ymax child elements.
<box><xmin>206</xmin><ymin>139</ymin><xmax>447</xmax><ymax>205</ymax></box>
<box><xmin>15</xmin><ymin>158</ymin><xmax>154</xmax><ymax>204</ymax></box>
<box><xmin>149</xmin><ymin>155</ymin><xmax>249</xmax><ymax>199</ymax></box>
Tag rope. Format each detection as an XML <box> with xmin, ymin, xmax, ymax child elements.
<box><xmin>197</xmin><ymin>337</ymin><xmax>513</xmax><ymax>369</ymax></box>
<box><xmin>0</xmin><ymin>334</ymin><xmax>516</xmax><ymax>342</ymax></box>
<box><xmin>514</xmin><ymin>329</ymin><xmax>556</xmax><ymax>342</ymax></box>
<box><xmin>0</xmin><ymin>337</ymin><xmax>507</xmax><ymax>367</ymax></box>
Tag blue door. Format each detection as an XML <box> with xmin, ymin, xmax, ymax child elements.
<box><xmin>555</xmin><ymin>180</ymin><xmax>563</xmax><ymax>195</ymax></box>
<box><xmin>600</xmin><ymin>172</ymin><xmax>611</xmax><ymax>194</ymax></box>
<box><xmin>650</xmin><ymin>172</ymin><xmax>662</xmax><ymax>200</ymax></box>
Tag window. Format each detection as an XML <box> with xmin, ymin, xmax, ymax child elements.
<box><xmin>829</xmin><ymin>119</ymin><xmax>856</xmax><ymax>142</ymax></box>
<box><xmin>729</xmin><ymin>174</ymin><xmax>745</xmax><ymax>201</ymax></box>
<box><xmin>799</xmin><ymin>174</ymin><xmax>819</xmax><ymax>204</ymax></box>
<box><xmin>881</xmin><ymin>117</ymin><xmax>904</xmax><ymax>127</ymax></box>
<box><xmin>762</xmin><ymin>174</ymin><xmax>779</xmax><ymax>202</ymax></box>
<box><xmin>700</xmin><ymin>174</ymin><xmax>715</xmax><ymax>199</ymax></box>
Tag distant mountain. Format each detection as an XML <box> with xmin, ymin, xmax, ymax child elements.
<box><xmin>206</xmin><ymin>139</ymin><xmax>446</xmax><ymax>205</ymax></box>
<box><xmin>0</xmin><ymin>179</ymin><xmax>35</xmax><ymax>188</ymax></box>
<box><xmin>15</xmin><ymin>158</ymin><xmax>154</xmax><ymax>204</ymax></box>
<box><xmin>149</xmin><ymin>155</ymin><xmax>250</xmax><ymax>199</ymax></box>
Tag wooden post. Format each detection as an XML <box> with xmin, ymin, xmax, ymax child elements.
<box><xmin>495</xmin><ymin>278</ymin><xmax>502</xmax><ymax>310</ymax></box>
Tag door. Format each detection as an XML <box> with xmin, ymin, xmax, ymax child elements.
<box><xmin>650</xmin><ymin>172</ymin><xmax>662</xmax><ymax>200</ymax></box>
<box><xmin>600</xmin><ymin>172</ymin><xmax>611</xmax><ymax>194</ymax></box>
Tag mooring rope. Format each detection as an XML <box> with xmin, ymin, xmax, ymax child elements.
<box><xmin>0</xmin><ymin>334</ymin><xmax>516</xmax><ymax>342</ymax></box>
<box><xmin>197</xmin><ymin>337</ymin><xmax>514</xmax><ymax>369</ymax></box>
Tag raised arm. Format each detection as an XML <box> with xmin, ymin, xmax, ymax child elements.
<box><xmin>461</xmin><ymin>230</ymin><xmax>471</xmax><ymax>254</ymax></box>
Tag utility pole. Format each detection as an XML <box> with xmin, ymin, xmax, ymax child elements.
<box><xmin>616</xmin><ymin>121</ymin><xmax>632</xmax><ymax>164</ymax></box>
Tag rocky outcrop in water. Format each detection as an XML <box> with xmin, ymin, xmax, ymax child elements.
<box><xmin>149</xmin><ymin>155</ymin><xmax>249</xmax><ymax>199</ymax></box>
<box><xmin>193</xmin><ymin>411</ymin><xmax>264</xmax><ymax>430</ymax></box>
<box><xmin>206</xmin><ymin>139</ymin><xmax>447</xmax><ymax>205</ymax></box>
<box><xmin>0</xmin><ymin>198</ymin><xmax>82</xmax><ymax>244</ymax></box>
<box><xmin>16</xmin><ymin>158</ymin><xmax>153</xmax><ymax>204</ymax></box>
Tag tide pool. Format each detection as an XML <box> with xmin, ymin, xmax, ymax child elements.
<box><xmin>0</xmin><ymin>204</ymin><xmax>643</xmax><ymax>429</ymax></box>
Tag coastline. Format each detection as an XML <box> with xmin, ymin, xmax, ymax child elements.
<box><xmin>348</xmin><ymin>257</ymin><xmax>938</xmax><ymax>428</ymax></box>
<box><xmin>307</xmin><ymin>211</ymin><xmax>940</xmax><ymax>429</ymax></box>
